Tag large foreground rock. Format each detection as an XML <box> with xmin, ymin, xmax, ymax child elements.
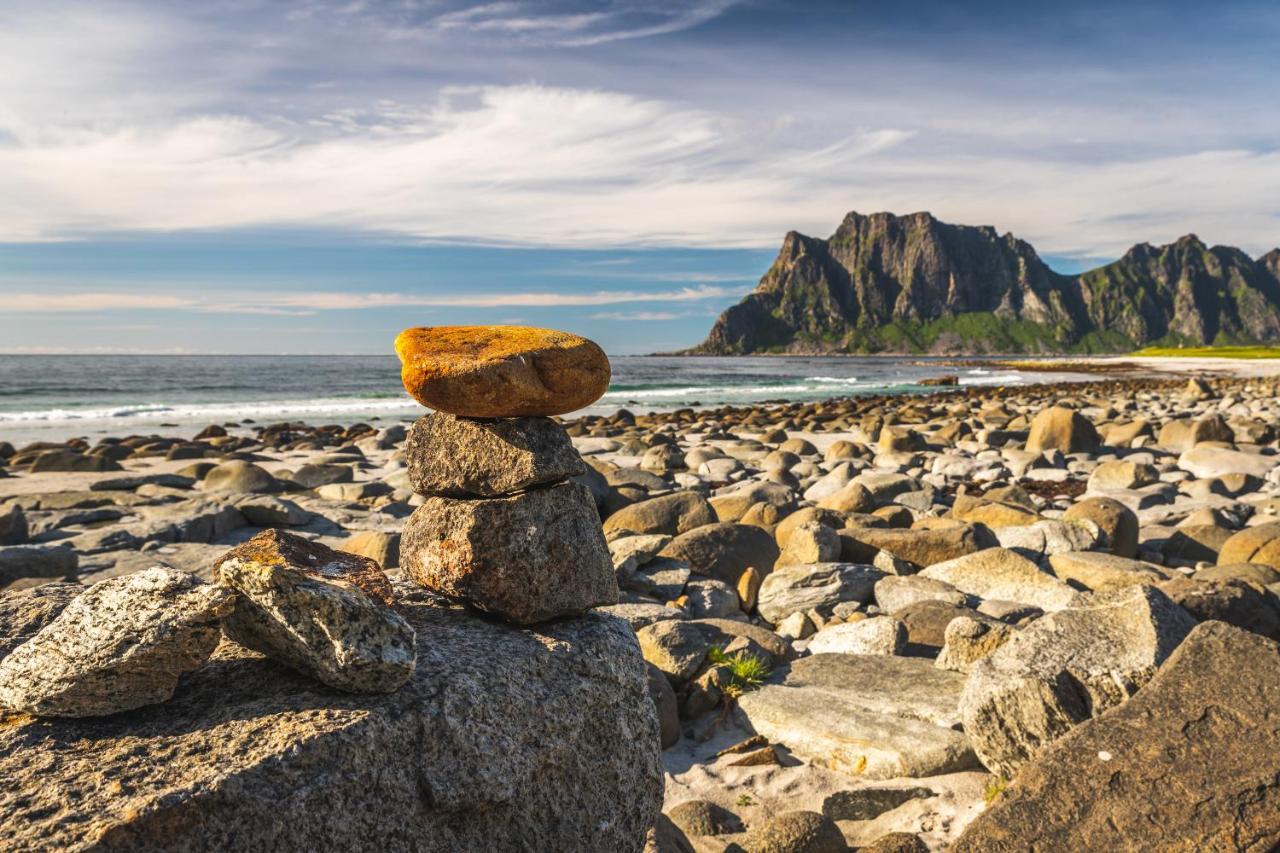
<box><xmin>954</xmin><ymin>622</ymin><xmax>1280</xmax><ymax>850</ymax></box>
<box><xmin>0</xmin><ymin>599</ymin><xmax>663</xmax><ymax>852</ymax></box>
<box><xmin>959</xmin><ymin>585</ymin><xmax>1196</xmax><ymax>777</ymax></box>
<box><xmin>736</xmin><ymin>653</ymin><xmax>979</xmax><ymax>779</ymax></box>
<box><xmin>405</xmin><ymin>412</ymin><xmax>584</xmax><ymax>497</ymax></box>
<box><xmin>0</xmin><ymin>568</ymin><xmax>232</xmax><ymax>717</ymax></box>
<box><xmin>402</xmin><ymin>480</ymin><xmax>618</xmax><ymax>624</ymax></box>
<box><xmin>217</xmin><ymin>530</ymin><xmax>416</xmax><ymax>693</ymax></box>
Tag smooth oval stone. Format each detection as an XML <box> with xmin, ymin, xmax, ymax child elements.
<box><xmin>395</xmin><ymin>325</ymin><xmax>610</xmax><ymax>417</ymax></box>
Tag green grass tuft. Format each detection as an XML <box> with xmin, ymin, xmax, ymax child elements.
<box><xmin>708</xmin><ymin>646</ymin><xmax>772</xmax><ymax>698</ymax></box>
<box><xmin>1132</xmin><ymin>345</ymin><xmax>1280</xmax><ymax>359</ymax></box>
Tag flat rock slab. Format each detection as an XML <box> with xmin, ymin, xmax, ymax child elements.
<box><xmin>0</xmin><ymin>599</ymin><xmax>663</xmax><ymax>852</ymax></box>
<box><xmin>736</xmin><ymin>653</ymin><xmax>978</xmax><ymax>779</ymax></box>
<box><xmin>954</xmin><ymin>622</ymin><xmax>1280</xmax><ymax>850</ymax></box>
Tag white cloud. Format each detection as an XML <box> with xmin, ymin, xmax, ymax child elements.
<box><xmin>590</xmin><ymin>311</ymin><xmax>682</xmax><ymax>321</ymax></box>
<box><xmin>0</xmin><ymin>284</ymin><xmax>740</xmax><ymax>314</ymax></box>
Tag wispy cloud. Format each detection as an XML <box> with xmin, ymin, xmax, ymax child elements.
<box><xmin>590</xmin><ymin>311</ymin><xmax>682</xmax><ymax>321</ymax></box>
<box><xmin>1</xmin><ymin>284</ymin><xmax>740</xmax><ymax>314</ymax></box>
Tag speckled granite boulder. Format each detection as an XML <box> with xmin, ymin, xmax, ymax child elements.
<box><xmin>405</xmin><ymin>411</ymin><xmax>585</xmax><ymax>497</ymax></box>
<box><xmin>217</xmin><ymin>530</ymin><xmax>415</xmax><ymax>694</ymax></box>
<box><xmin>402</xmin><ymin>480</ymin><xmax>617</xmax><ymax>624</ymax></box>
<box><xmin>0</xmin><ymin>597</ymin><xmax>662</xmax><ymax>852</ymax></box>
<box><xmin>0</xmin><ymin>568</ymin><xmax>232</xmax><ymax>717</ymax></box>
<box><xmin>0</xmin><ymin>582</ymin><xmax>81</xmax><ymax>658</ymax></box>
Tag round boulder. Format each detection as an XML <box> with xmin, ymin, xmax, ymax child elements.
<box><xmin>745</xmin><ymin>810</ymin><xmax>845</xmax><ymax>853</ymax></box>
<box><xmin>1063</xmin><ymin>497</ymin><xmax>1138</xmax><ymax>558</ymax></box>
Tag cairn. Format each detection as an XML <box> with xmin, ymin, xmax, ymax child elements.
<box><xmin>395</xmin><ymin>325</ymin><xmax>619</xmax><ymax>624</ymax></box>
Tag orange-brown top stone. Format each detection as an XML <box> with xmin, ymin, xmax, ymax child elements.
<box><xmin>216</xmin><ymin>529</ymin><xmax>395</xmax><ymax>607</ymax></box>
<box><xmin>394</xmin><ymin>325</ymin><xmax>611</xmax><ymax>417</ymax></box>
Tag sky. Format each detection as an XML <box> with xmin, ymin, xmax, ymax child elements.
<box><xmin>1</xmin><ymin>0</ymin><xmax>1278</xmax><ymax>354</ymax></box>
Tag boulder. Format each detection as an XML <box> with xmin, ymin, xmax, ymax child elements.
<box><xmin>959</xmin><ymin>585</ymin><xmax>1196</xmax><ymax>777</ymax></box>
<box><xmin>1157</xmin><ymin>577</ymin><xmax>1280</xmax><ymax>641</ymax></box>
<box><xmin>757</xmin><ymin>563</ymin><xmax>882</xmax><ymax>624</ymax></box>
<box><xmin>0</xmin><ymin>504</ymin><xmax>27</xmax><ymax>546</ymax></box>
<box><xmin>1046</xmin><ymin>550</ymin><xmax>1173</xmax><ymax>591</ymax></box>
<box><xmin>340</xmin><ymin>530</ymin><xmax>402</xmax><ymax>570</ymax></box>
<box><xmin>736</xmin><ymin>653</ymin><xmax>978</xmax><ymax>779</ymax></box>
<box><xmin>954</xmin><ymin>622</ymin><xmax>1280</xmax><ymax>851</ymax></box>
<box><xmin>895</xmin><ymin>600</ymin><xmax>985</xmax><ymax>655</ymax></box>
<box><xmin>395</xmin><ymin>325</ymin><xmax>610</xmax><ymax>417</ymax></box>
<box><xmin>0</xmin><ymin>545</ymin><xmax>78</xmax><ymax>588</ymax></box>
<box><xmin>217</xmin><ymin>531</ymin><xmax>416</xmax><ymax>693</ymax></box>
<box><xmin>1157</xmin><ymin>414</ymin><xmax>1235</xmax><ymax>452</ymax></box>
<box><xmin>806</xmin><ymin>617</ymin><xmax>906</xmax><ymax>656</ymax></box>
<box><xmin>604</xmin><ymin>491</ymin><xmax>717</xmax><ymax>537</ymax></box>
<box><xmin>839</xmin><ymin>523</ymin><xmax>992</xmax><ymax>569</ymax></box>
<box><xmin>405</xmin><ymin>412</ymin><xmax>585</xmax><ymax>497</ymax></box>
<box><xmin>993</xmin><ymin>519</ymin><xmax>1103</xmax><ymax>563</ymax></box>
<box><xmin>1062</xmin><ymin>496</ymin><xmax>1138</xmax><ymax>557</ymax></box>
<box><xmin>821</xmin><ymin>786</ymin><xmax>933</xmax><ymax>822</ymax></box>
<box><xmin>402</xmin><ymin>481</ymin><xmax>618</xmax><ymax>624</ymax></box>
<box><xmin>0</xmin><ymin>601</ymin><xmax>663</xmax><ymax>852</ymax></box>
<box><xmin>657</xmin><ymin>522</ymin><xmax>778</xmax><ymax>586</ymax></box>
<box><xmin>920</xmin><ymin>548</ymin><xmax>1078</xmax><ymax>611</ymax></box>
<box><xmin>0</xmin><ymin>582</ymin><xmax>80</xmax><ymax>658</ymax></box>
<box><xmin>774</xmin><ymin>521</ymin><xmax>842</xmax><ymax>567</ymax></box>
<box><xmin>1178</xmin><ymin>446</ymin><xmax>1279</xmax><ymax>479</ymax></box>
<box><xmin>666</xmin><ymin>800</ymin><xmax>743</xmax><ymax>837</ymax></box>
<box><xmin>744</xmin><ymin>811</ymin><xmax>845</xmax><ymax>853</ymax></box>
<box><xmin>1025</xmin><ymin>406</ymin><xmax>1100</xmax><ymax>454</ymax></box>
<box><xmin>290</xmin><ymin>463</ymin><xmax>354</xmax><ymax>489</ymax></box>
<box><xmin>203</xmin><ymin>460</ymin><xmax>279</xmax><ymax>494</ymax></box>
<box><xmin>26</xmin><ymin>449</ymin><xmax>123</xmax><ymax>473</ymax></box>
<box><xmin>0</xmin><ymin>568</ymin><xmax>232</xmax><ymax>717</ymax></box>
<box><xmin>874</xmin><ymin>575</ymin><xmax>970</xmax><ymax>614</ymax></box>
<box><xmin>1087</xmin><ymin>459</ymin><xmax>1158</xmax><ymax>491</ymax></box>
<box><xmin>1217</xmin><ymin>520</ymin><xmax>1280</xmax><ymax>569</ymax></box>
<box><xmin>229</xmin><ymin>495</ymin><xmax>311</xmax><ymax>527</ymax></box>
<box><xmin>646</xmin><ymin>663</ymin><xmax>680</xmax><ymax>749</ymax></box>
<box><xmin>934</xmin><ymin>615</ymin><xmax>1015</xmax><ymax>673</ymax></box>
<box><xmin>636</xmin><ymin>619</ymin><xmax>710</xmax><ymax>682</ymax></box>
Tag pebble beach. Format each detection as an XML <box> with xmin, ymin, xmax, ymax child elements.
<box><xmin>3</xmin><ymin>346</ymin><xmax>1280</xmax><ymax>850</ymax></box>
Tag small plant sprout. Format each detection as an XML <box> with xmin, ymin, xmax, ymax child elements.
<box><xmin>707</xmin><ymin>647</ymin><xmax>771</xmax><ymax>698</ymax></box>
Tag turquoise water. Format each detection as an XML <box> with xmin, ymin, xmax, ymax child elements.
<box><xmin>0</xmin><ymin>354</ymin><xmax>1089</xmax><ymax>443</ymax></box>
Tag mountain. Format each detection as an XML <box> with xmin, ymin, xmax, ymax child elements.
<box><xmin>691</xmin><ymin>211</ymin><xmax>1280</xmax><ymax>354</ymax></box>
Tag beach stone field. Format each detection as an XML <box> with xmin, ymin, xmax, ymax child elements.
<box><xmin>2</xmin><ymin>327</ymin><xmax>1280</xmax><ymax>851</ymax></box>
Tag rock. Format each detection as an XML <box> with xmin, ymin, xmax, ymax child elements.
<box><xmin>0</xmin><ymin>568</ymin><xmax>232</xmax><ymax>717</ymax></box>
<box><xmin>934</xmin><ymin>615</ymin><xmax>1015</xmax><ymax>673</ymax></box>
<box><xmin>1177</xmin><ymin>446</ymin><xmax>1279</xmax><ymax>479</ymax></box>
<box><xmin>290</xmin><ymin>463</ymin><xmax>354</xmax><ymax>489</ymax></box>
<box><xmin>776</xmin><ymin>610</ymin><xmax>815</xmax><ymax>640</ymax></box>
<box><xmin>806</xmin><ymin>617</ymin><xmax>906</xmax><ymax>656</ymax></box>
<box><xmin>0</xmin><ymin>582</ymin><xmax>81</xmax><ymax>658</ymax></box>
<box><xmin>604</xmin><ymin>491</ymin><xmax>718</xmax><ymax>537</ymax></box>
<box><xmin>744</xmin><ymin>811</ymin><xmax>845</xmax><ymax>853</ymax></box>
<box><xmin>641</xmin><ymin>444</ymin><xmax>685</xmax><ymax>473</ymax></box>
<box><xmin>340</xmin><ymin>530</ymin><xmax>402</xmax><ymax>569</ymax></box>
<box><xmin>666</xmin><ymin>800</ymin><xmax>743</xmax><ymax>837</ymax></box>
<box><xmin>203</xmin><ymin>460</ymin><xmax>279</xmax><ymax>494</ymax></box>
<box><xmin>1088</xmin><ymin>459</ymin><xmax>1158</xmax><ymax>491</ymax></box>
<box><xmin>738</xmin><ymin>565</ymin><xmax>763</xmax><ymax>611</ymax></box>
<box><xmin>860</xmin><ymin>832</ymin><xmax>929</xmax><ymax>853</ymax></box>
<box><xmin>839</xmin><ymin>524</ymin><xmax>993</xmax><ymax>569</ymax></box>
<box><xmin>26</xmin><ymin>449</ymin><xmax>123</xmax><ymax>473</ymax></box>
<box><xmin>775</xmin><ymin>507</ymin><xmax>846</xmax><ymax>548</ymax></box>
<box><xmin>757</xmin><ymin>563</ymin><xmax>882</xmax><ymax>624</ymax></box>
<box><xmin>636</xmin><ymin>619</ymin><xmax>710</xmax><ymax>682</ymax></box>
<box><xmin>230</xmin><ymin>495</ymin><xmax>311</xmax><ymax>527</ymax></box>
<box><xmin>405</xmin><ymin>412</ymin><xmax>585</xmax><ymax>497</ymax></box>
<box><xmin>895</xmin><ymin>600</ymin><xmax>983</xmax><ymax>654</ymax></box>
<box><xmin>1046</xmin><ymin>550</ymin><xmax>1172</xmax><ymax>591</ymax></box>
<box><xmin>217</xmin><ymin>531</ymin><xmax>416</xmax><ymax>693</ymax></box>
<box><xmin>775</xmin><ymin>521</ymin><xmax>842</xmax><ymax>567</ymax></box>
<box><xmin>597</xmin><ymin>602</ymin><xmax>688</xmax><ymax>631</ymax></box>
<box><xmin>402</xmin><ymin>481</ymin><xmax>618</xmax><ymax>624</ymax></box>
<box><xmin>959</xmin><ymin>585</ymin><xmax>1196</xmax><ymax>777</ymax></box>
<box><xmin>874</xmin><ymin>575</ymin><xmax>970</xmax><ymax>614</ymax></box>
<box><xmin>0</xmin><ymin>504</ymin><xmax>27</xmax><ymax>545</ymax></box>
<box><xmin>395</xmin><ymin>325</ymin><xmax>610</xmax><ymax>417</ymax></box>
<box><xmin>950</xmin><ymin>496</ymin><xmax>1039</xmax><ymax>528</ymax></box>
<box><xmin>0</xmin><ymin>601</ymin><xmax>662</xmax><ymax>851</ymax></box>
<box><xmin>646</xmin><ymin>663</ymin><xmax>680</xmax><ymax>748</ymax></box>
<box><xmin>815</xmin><ymin>480</ymin><xmax>875</xmax><ymax>513</ymax></box>
<box><xmin>1025</xmin><ymin>406</ymin><xmax>1100</xmax><ymax>454</ymax></box>
<box><xmin>1195</xmin><ymin>562</ymin><xmax>1280</xmax><ymax>585</ymax></box>
<box><xmin>1217</xmin><ymin>520</ymin><xmax>1280</xmax><ymax>568</ymax></box>
<box><xmin>993</xmin><ymin>519</ymin><xmax>1103</xmax><ymax>563</ymax></box>
<box><xmin>821</xmin><ymin>786</ymin><xmax>932</xmax><ymax>822</ymax></box>
<box><xmin>920</xmin><ymin>548</ymin><xmax>1078</xmax><ymax>611</ymax></box>
<box><xmin>646</xmin><ymin>814</ymin><xmax>695</xmax><ymax>853</ymax></box>
<box><xmin>1062</xmin><ymin>496</ymin><xmax>1138</xmax><ymax>557</ymax></box>
<box><xmin>683</xmin><ymin>578</ymin><xmax>740</xmax><ymax>618</ymax></box>
<box><xmin>953</xmin><ymin>622</ymin><xmax>1280</xmax><ymax>851</ymax></box>
<box><xmin>1157</xmin><ymin>577</ymin><xmax>1280</xmax><ymax>640</ymax></box>
<box><xmin>657</xmin><ymin>522</ymin><xmax>779</xmax><ymax>586</ymax></box>
<box><xmin>0</xmin><ymin>545</ymin><xmax>78</xmax><ymax>588</ymax></box>
<box><xmin>736</xmin><ymin>653</ymin><xmax>977</xmax><ymax>779</ymax></box>
<box><xmin>1157</xmin><ymin>414</ymin><xmax>1235</xmax><ymax>452</ymax></box>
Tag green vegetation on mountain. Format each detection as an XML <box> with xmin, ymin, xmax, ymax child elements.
<box><xmin>691</xmin><ymin>211</ymin><xmax>1280</xmax><ymax>355</ymax></box>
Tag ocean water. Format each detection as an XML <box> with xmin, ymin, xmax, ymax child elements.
<box><xmin>0</xmin><ymin>354</ymin><xmax>1092</xmax><ymax>444</ymax></box>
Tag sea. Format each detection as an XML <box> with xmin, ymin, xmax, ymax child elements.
<box><xmin>0</xmin><ymin>355</ymin><xmax>1097</xmax><ymax>445</ymax></box>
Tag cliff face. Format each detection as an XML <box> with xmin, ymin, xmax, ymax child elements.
<box><xmin>694</xmin><ymin>212</ymin><xmax>1280</xmax><ymax>354</ymax></box>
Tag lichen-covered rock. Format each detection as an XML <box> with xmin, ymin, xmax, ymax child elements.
<box><xmin>401</xmin><ymin>480</ymin><xmax>618</xmax><ymax>624</ymax></box>
<box><xmin>405</xmin><ymin>412</ymin><xmax>585</xmax><ymax>497</ymax></box>
<box><xmin>0</xmin><ymin>599</ymin><xmax>663</xmax><ymax>852</ymax></box>
<box><xmin>0</xmin><ymin>568</ymin><xmax>232</xmax><ymax>717</ymax></box>
<box><xmin>395</xmin><ymin>325</ymin><xmax>611</xmax><ymax>417</ymax></box>
<box><xmin>217</xmin><ymin>530</ymin><xmax>416</xmax><ymax>693</ymax></box>
<box><xmin>954</xmin><ymin>622</ymin><xmax>1280</xmax><ymax>851</ymax></box>
<box><xmin>959</xmin><ymin>585</ymin><xmax>1196</xmax><ymax>777</ymax></box>
<box><xmin>0</xmin><ymin>582</ymin><xmax>81</xmax><ymax>658</ymax></box>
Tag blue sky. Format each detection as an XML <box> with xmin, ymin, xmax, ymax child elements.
<box><xmin>1</xmin><ymin>0</ymin><xmax>1278</xmax><ymax>354</ymax></box>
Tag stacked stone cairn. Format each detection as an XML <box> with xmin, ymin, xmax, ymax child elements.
<box><xmin>395</xmin><ymin>324</ymin><xmax>620</xmax><ymax>623</ymax></box>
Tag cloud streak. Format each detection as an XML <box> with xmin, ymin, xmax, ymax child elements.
<box><xmin>2</xmin><ymin>284</ymin><xmax>741</xmax><ymax>314</ymax></box>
